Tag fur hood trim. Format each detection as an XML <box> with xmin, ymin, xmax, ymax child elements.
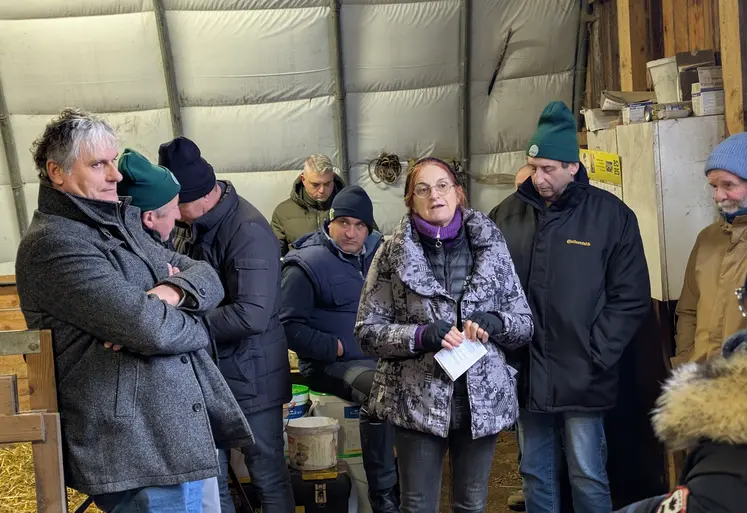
<box><xmin>653</xmin><ymin>353</ymin><xmax>747</xmax><ymax>450</ymax></box>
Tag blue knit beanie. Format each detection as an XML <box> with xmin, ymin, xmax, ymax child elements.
<box><xmin>705</xmin><ymin>132</ymin><xmax>747</xmax><ymax>179</ymax></box>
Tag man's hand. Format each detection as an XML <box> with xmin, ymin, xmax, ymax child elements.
<box><xmin>168</xmin><ymin>263</ymin><xmax>180</xmax><ymax>275</ymax></box>
<box><xmin>103</xmin><ymin>341</ymin><xmax>122</xmax><ymax>351</ymax></box>
<box><xmin>147</xmin><ymin>284</ymin><xmax>184</xmax><ymax>306</ymax></box>
<box><xmin>337</xmin><ymin>340</ymin><xmax>344</xmax><ymax>357</ymax></box>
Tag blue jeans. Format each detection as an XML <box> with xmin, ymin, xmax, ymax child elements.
<box><xmin>394</xmin><ymin>426</ymin><xmax>497</xmax><ymax>513</ymax></box>
<box><xmin>304</xmin><ymin>359</ymin><xmax>398</xmax><ymax>495</ymax></box>
<box><xmin>92</xmin><ymin>481</ymin><xmax>205</xmax><ymax>512</ymax></box>
<box><xmin>217</xmin><ymin>405</ymin><xmax>294</xmax><ymax>513</ymax></box>
<box><xmin>518</xmin><ymin>410</ymin><xmax>611</xmax><ymax>513</ymax></box>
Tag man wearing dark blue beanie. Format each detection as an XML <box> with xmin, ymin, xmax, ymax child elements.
<box><xmin>673</xmin><ymin>132</ymin><xmax>747</xmax><ymax>370</ymax></box>
<box><xmin>159</xmin><ymin>136</ymin><xmax>294</xmax><ymax>513</ymax></box>
<box><xmin>489</xmin><ymin>101</ymin><xmax>650</xmax><ymax>513</ymax></box>
<box><xmin>279</xmin><ymin>185</ymin><xmax>399</xmax><ymax>513</ymax></box>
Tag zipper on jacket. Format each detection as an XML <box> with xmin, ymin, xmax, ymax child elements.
<box><xmin>435</xmin><ymin>227</ymin><xmax>442</xmax><ymax>248</ymax></box>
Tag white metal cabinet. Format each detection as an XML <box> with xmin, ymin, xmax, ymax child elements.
<box><xmin>589</xmin><ymin>116</ymin><xmax>724</xmax><ymax>301</ymax></box>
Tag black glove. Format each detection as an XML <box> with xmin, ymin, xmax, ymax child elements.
<box><xmin>419</xmin><ymin>320</ymin><xmax>452</xmax><ymax>352</ymax></box>
<box><xmin>466</xmin><ymin>312</ymin><xmax>504</xmax><ymax>340</ymax></box>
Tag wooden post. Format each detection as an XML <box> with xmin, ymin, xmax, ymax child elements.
<box><xmin>661</xmin><ymin>0</ymin><xmax>677</xmax><ymax>57</ymax></box>
<box><xmin>32</xmin><ymin>413</ymin><xmax>67</xmax><ymax>513</ymax></box>
<box><xmin>0</xmin><ymin>374</ymin><xmax>19</xmax><ymax>415</ymax></box>
<box><xmin>26</xmin><ymin>330</ymin><xmax>58</xmax><ymax>413</ymax></box>
<box><xmin>618</xmin><ymin>0</ymin><xmax>649</xmax><ymax>91</ymax></box>
<box><xmin>719</xmin><ymin>0</ymin><xmax>747</xmax><ymax>134</ymax></box>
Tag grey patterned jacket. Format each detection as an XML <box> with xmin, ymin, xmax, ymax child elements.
<box><xmin>355</xmin><ymin>208</ymin><xmax>533</xmax><ymax>439</ymax></box>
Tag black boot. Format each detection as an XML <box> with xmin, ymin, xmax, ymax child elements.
<box><xmin>369</xmin><ymin>486</ymin><xmax>400</xmax><ymax>513</ymax></box>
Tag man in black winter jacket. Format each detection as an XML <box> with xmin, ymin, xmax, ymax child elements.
<box><xmin>161</xmin><ymin>137</ymin><xmax>293</xmax><ymax>513</ymax></box>
<box><xmin>489</xmin><ymin>101</ymin><xmax>650</xmax><ymax>513</ymax></box>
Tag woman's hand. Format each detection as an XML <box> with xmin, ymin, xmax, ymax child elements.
<box><xmin>463</xmin><ymin>319</ymin><xmax>489</xmax><ymax>343</ymax></box>
<box><xmin>420</xmin><ymin>320</ymin><xmax>459</xmax><ymax>352</ymax></box>
<box><xmin>441</xmin><ymin>326</ymin><xmax>465</xmax><ymax>350</ymax></box>
<box><xmin>465</xmin><ymin>312</ymin><xmax>504</xmax><ymax>343</ymax></box>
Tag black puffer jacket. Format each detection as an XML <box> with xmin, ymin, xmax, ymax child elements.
<box><xmin>175</xmin><ymin>181</ymin><xmax>291</xmax><ymax>414</ymax></box>
<box><xmin>489</xmin><ymin>167</ymin><xmax>650</xmax><ymax>412</ymax></box>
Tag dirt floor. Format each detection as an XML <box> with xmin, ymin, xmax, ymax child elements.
<box><xmin>440</xmin><ymin>431</ymin><xmax>522</xmax><ymax>513</ymax></box>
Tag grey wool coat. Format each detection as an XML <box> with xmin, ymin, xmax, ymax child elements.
<box><xmin>355</xmin><ymin>208</ymin><xmax>534</xmax><ymax>439</ymax></box>
<box><xmin>15</xmin><ymin>184</ymin><xmax>254</xmax><ymax>496</ymax></box>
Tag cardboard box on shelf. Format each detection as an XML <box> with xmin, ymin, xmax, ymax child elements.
<box><xmin>697</xmin><ymin>66</ymin><xmax>723</xmax><ymax>89</ymax></box>
<box><xmin>675</xmin><ymin>50</ymin><xmax>717</xmax><ymax>101</ymax></box>
<box><xmin>600</xmin><ymin>91</ymin><xmax>656</xmax><ymax>111</ymax></box>
<box><xmin>692</xmin><ymin>83</ymin><xmax>725</xmax><ymax>116</ymax></box>
<box><xmin>622</xmin><ymin>105</ymin><xmax>648</xmax><ymax>125</ymax></box>
<box><xmin>582</xmin><ymin>108</ymin><xmax>620</xmax><ymax>132</ymax></box>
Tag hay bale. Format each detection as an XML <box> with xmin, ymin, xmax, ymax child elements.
<box><xmin>0</xmin><ymin>443</ymin><xmax>101</xmax><ymax>513</ymax></box>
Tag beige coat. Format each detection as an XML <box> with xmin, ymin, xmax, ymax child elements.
<box><xmin>673</xmin><ymin>216</ymin><xmax>747</xmax><ymax>366</ymax></box>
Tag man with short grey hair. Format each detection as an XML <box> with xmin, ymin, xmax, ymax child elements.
<box><xmin>15</xmin><ymin>108</ymin><xmax>252</xmax><ymax>513</ymax></box>
<box><xmin>271</xmin><ymin>153</ymin><xmax>346</xmax><ymax>255</ymax></box>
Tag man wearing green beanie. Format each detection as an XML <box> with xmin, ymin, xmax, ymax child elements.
<box><xmin>117</xmin><ymin>147</ymin><xmax>224</xmax><ymax>512</ymax></box>
<box><xmin>117</xmin><ymin>148</ymin><xmax>182</xmax><ymax>245</ymax></box>
<box><xmin>489</xmin><ymin>101</ymin><xmax>650</xmax><ymax>513</ymax></box>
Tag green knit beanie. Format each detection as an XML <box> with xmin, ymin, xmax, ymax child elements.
<box><xmin>526</xmin><ymin>101</ymin><xmax>580</xmax><ymax>163</ymax></box>
<box><xmin>117</xmin><ymin>148</ymin><xmax>181</xmax><ymax>212</ymax></box>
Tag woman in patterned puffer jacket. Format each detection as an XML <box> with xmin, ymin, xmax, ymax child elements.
<box><xmin>355</xmin><ymin>157</ymin><xmax>534</xmax><ymax>513</ymax></box>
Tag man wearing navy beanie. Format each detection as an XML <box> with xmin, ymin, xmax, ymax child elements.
<box><xmin>673</xmin><ymin>132</ymin><xmax>747</xmax><ymax>368</ymax></box>
<box><xmin>160</xmin><ymin>136</ymin><xmax>294</xmax><ymax>513</ymax></box>
<box><xmin>279</xmin><ymin>186</ymin><xmax>400</xmax><ymax>513</ymax></box>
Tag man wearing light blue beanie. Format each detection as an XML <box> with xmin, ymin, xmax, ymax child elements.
<box><xmin>674</xmin><ymin>132</ymin><xmax>747</xmax><ymax>368</ymax></box>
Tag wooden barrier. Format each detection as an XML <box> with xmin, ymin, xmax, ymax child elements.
<box><xmin>0</xmin><ymin>329</ymin><xmax>66</xmax><ymax>513</ymax></box>
<box><xmin>0</xmin><ymin>275</ymin><xmax>68</xmax><ymax>511</ymax></box>
<box><xmin>0</xmin><ymin>276</ymin><xmax>30</xmax><ymax>411</ymax></box>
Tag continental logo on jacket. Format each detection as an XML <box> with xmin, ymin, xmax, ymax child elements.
<box><xmin>567</xmin><ymin>239</ymin><xmax>591</xmax><ymax>247</ymax></box>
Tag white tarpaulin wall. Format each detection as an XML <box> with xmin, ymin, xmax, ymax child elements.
<box><xmin>0</xmin><ymin>0</ymin><xmax>581</xmax><ymax>273</ymax></box>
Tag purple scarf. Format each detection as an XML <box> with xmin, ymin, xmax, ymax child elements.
<box><xmin>412</xmin><ymin>208</ymin><xmax>463</xmax><ymax>243</ymax></box>
<box><xmin>412</xmin><ymin>208</ymin><xmax>463</xmax><ymax>350</ymax></box>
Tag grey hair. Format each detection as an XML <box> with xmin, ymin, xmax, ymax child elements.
<box><xmin>303</xmin><ymin>154</ymin><xmax>334</xmax><ymax>175</ymax></box>
<box><xmin>32</xmin><ymin>108</ymin><xmax>117</xmax><ymax>182</ymax></box>
<box><xmin>152</xmin><ymin>203</ymin><xmax>171</xmax><ymax>218</ymax></box>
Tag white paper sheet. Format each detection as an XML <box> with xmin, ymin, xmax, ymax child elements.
<box><xmin>434</xmin><ymin>336</ymin><xmax>488</xmax><ymax>381</ymax></box>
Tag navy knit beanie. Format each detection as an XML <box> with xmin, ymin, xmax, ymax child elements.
<box><xmin>705</xmin><ymin>132</ymin><xmax>747</xmax><ymax>180</ymax></box>
<box><xmin>329</xmin><ymin>185</ymin><xmax>374</xmax><ymax>232</ymax></box>
<box><xmin>158</xmin><ymin>137</ymin><xmax>216</xmax><ymax>203</ymax></box>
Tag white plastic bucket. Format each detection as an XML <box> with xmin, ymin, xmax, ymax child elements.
<box><xmin>286</xmin><ymin>416</ymin><xmax>340</xmax><ymax>471</ymax></box>
<box><xmin>647</xmin><ymin>56</ymin><xmax>678</xmax><ymax>103</ymax></box>
<box><xmin>310</xmin><ymin>390</ymin><xmax>362</xmax><ymax>459</ymax></box>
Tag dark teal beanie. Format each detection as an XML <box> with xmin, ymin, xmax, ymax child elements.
<box><xmin>117</xmin><ymin>148</ymin><xmax>181</xmax><ymax>212</ymax></box>
<box><xmin>526</xmin><ymin>101</ymin><xmax>580</xmax><ymax>163</ymax></box>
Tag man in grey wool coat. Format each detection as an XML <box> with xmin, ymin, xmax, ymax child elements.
<box><xmin>14</xmin><ymin>108</ymin><xmax>253</xmax><ymax>513</ymax></box>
